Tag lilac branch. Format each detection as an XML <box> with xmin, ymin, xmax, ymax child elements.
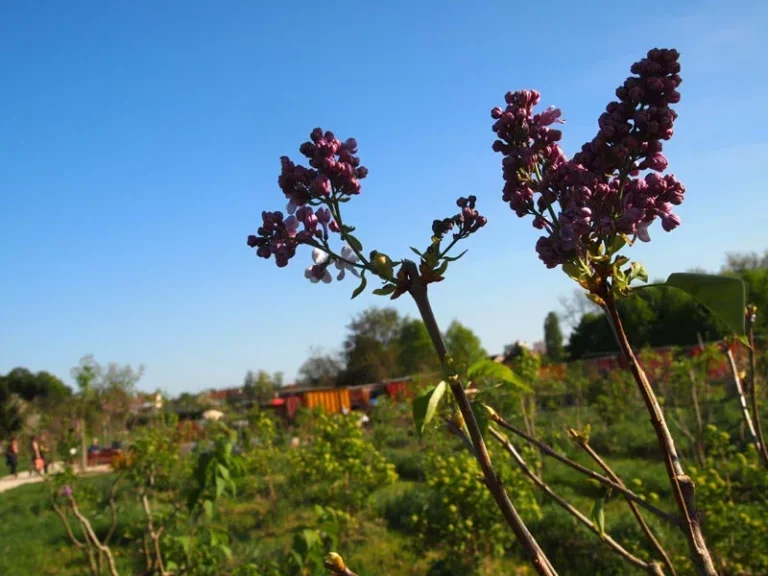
<box><xmin>490</xmin><ymin>413</ymin><xmax>678</xmax><ymax>526</ymax></box>
<box><xmin>489</xmin><ymin>427</ymin><xmax>662</xmax><ymax>575</ymax></box>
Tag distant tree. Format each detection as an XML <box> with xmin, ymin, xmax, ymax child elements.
<box><xmin>558</xmin><ymin>288</ymin><xmax>601</xmax><ymax>330</ymax></box>
<box><xmin>340</xmin><ymin>307</ymin><xmax>405</xmax><ymax>386</ymax></box>
<box><xmin>71</xmin><ymin>355</ymin><xmax>102</xmax><ymax>471</ymax></box>
<box><xmin>243</xmin><ymin>370</ymin><xmax>276</xmax><ymax>405</ymax></box>
<box><xmin>543</xmin><ymin>312</ymin><xmax>564</xmax><ymax>362</ymax></box>
<box><xmin>1</xmin><ymin>367</ymin><xmax>71</xmax><ymax>406</ymax></box>
<box><xmin>722</xmin><ymin>252</ymin><xmax>768</xmax><ymax>337</ymax></box>
<box><xmin>566</xmin><ymin>283</ymin><xmax>725</xmax><ymax>359</ymax></box>
<box><xmin>444</xmin><ymin>320</ymin><xmax>487</xmax><ymax>369</ymax></box>
<box><xmin>398</xmin><ymin>319</ymin><xmax>439</xmax><ymax>376</ymax></box>
<box><xmin>723</xmin><ymin>250</ymin><xmax>768</xmax><ymax>273</ymax></box>
<box><xmin>298</xmin><ymin>348</ymin><xmax>342</xmax><ymax>388</ymax></box>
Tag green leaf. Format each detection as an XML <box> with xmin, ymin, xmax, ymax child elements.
<box><xmin>175</xmin><ymin>535</ymin><xmax>192</xmax><ymax>556</ymax></box>
<box><xmin>562</xmin><ymin>261</ymin><xmax>585</xmax><ymax>282</ymax></box>
<box><xmin>467</xmin><ymin>359</ymin><xmax>531</xmax><ymax>392</ymax></box>
<box><xmin>218</xmin><ymin>544</ymin><xmax>233</xmax><ymax>560</ymax></box>
<box><xmin>435</xmin><ymin>260</ymin><xmax>449</xmax><ymax>276</ymax></box>
<box><xmin>372</xmin><ymin>284</ymin><xmax>396</xmax><ymax>296</ymax></box>
<box><xmin>203</xmin><ymin>499</ymin><xmax>214</xmax><ymax>520</ymax></box>
<box><xmin>216</xmin><ymin>463</ymin><xmax>230</xmax><ymax>481</ymax></box>
<box><xmin>627</xmin><ymin>262</ymin><xmax>648</xmax><ymax>284</ymax></box>
<box><xmin>412</xmin><ymin>381</ymin><xmax>447</xmax><ymax>436</ymax></box>
<box><xmin>591</xmin><ymin>495</ymin><xmax>606</xmax><ymax>538</ymax></box>
<box><xmin>657</xmin><ymin>273</ymin><xmax>746</xmax><ymax>337</ymax></box>
<box><xmin>351</xmin><ymin>273</ymin><xmax>367</xmax><ymax>299</ymax></box>
<box><xmin>216</xmin><ymin>475</ymin><xmax>227</xmax><ymax>498</ymax></box>
<box><xmin>410</xmin><ymin>247</ymin><xmax>423</xmax><ymax>257</ymax></box>
<box><xmin>443</xmin><ymin>249</ymin><xmax>468</xmax><ymax>262</ymax></box>
<box><xmin>345</xmin><ymin>234</ymin><xmax>363</xmax><ymax>253</ymax></box>
<box><xmin>606</xmin><ymin>235</ymin><xmax>627</xmax><ymax>255</ymax></box>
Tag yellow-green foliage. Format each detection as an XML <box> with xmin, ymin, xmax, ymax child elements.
<box><xmin>411</xmin><ymin>450</ymin><xmax>540</xmax><ymax>572</ymax></box>
<box><xmin>287</xmin><ymin>412</ymin><xmax>397</xmax><ymax>511</ymax></box>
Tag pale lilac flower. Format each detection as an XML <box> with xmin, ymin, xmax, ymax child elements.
<box><xmin>635</xmin><ymin>221</ymin><xmax>652</xmax><ymax>243</ymax></box>
<box><xmin>305</xmin><ymin>248</ymin><xmax>332</xmax><ymax>283</ymax></box>
<box><xmin>284</xmin><ymin>215</ymin><xmax>299</xmax><ymax>238</ymax></box>
<box><xmin>335</xmin><ymin>245</ymin><xmax>361</xmax><ymax>280</ymax></box>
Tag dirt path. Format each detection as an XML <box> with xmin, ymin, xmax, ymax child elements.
<box><xmin>0</xmin><ymin>463</ymin><xmax>111</xmax><ymax>494</ymax></box>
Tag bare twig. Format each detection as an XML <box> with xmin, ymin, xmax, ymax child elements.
<box><xmin>141</xmin><ymin>491</ymin><xmax>169</xmax><ymax>576</ymax></box>
<box><xmin>489</xmin><ymin>427</ymin><xmax>663</xmax><ymax>575</ymax></box>
<box><xmin>725</xmin><ymin>347</ymin><xmax>761</xmax><ymax>457</ymax></box>
<box><xmin>686</xmin><ymin>369</ymin><xmax>706</xmax><ymax>466</ymax></box>
<box><xmin>404</xmin><ymin>259</ymin><xmax>557</xmax><ymax>576</ymax></box>
<box><xmin>68</xmin><ymin>496</ymin><xmax>120</xmax><ymax>576</ymax></box>
<box><xmin>573</xmin><ymin>435</ymin><xmax>677</xmax><ymax>576</ymax></box>
<box><xmin>104</xmin><ymin>475</ymin><xmax>122</xmax><ymax>545</ymax></box>
<box><xmin>603</xmin><ymin>298</ymin><xmax>718</xmax><ymax>576</ymax></box>
<box><xmin>746</xmin><ymin>307</ymin><xmax>768</xmax><ymax>468</ymax></box>
<box><xmin>492</xmin><ymin>414</ymin><xmax>678</xmax><ymax>526</ymax></box>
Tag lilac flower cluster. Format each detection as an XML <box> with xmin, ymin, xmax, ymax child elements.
<box><xmin>431</xmin><ymin>195</ymin><xmax>488</xmax><ymax>240</ymax></box>
<box><xmin>247</xmin><ymin>128</ymin><xmax>368</xmax><ymax>270</ymax></box>
<box><xmin>279</xmin><ymin>128</ymin><xmax>368</xmax><ymax>213</ymax></box>
<box><xmin>491</xmin><ymin>48</ymin><xmax>685</xmax><ymax>269</ymax></box>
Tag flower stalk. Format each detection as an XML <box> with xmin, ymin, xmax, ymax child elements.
<box><xmin>404</xmin><ymin>259</ymin><xmax>557</xmax><ymax>576</ymax></box>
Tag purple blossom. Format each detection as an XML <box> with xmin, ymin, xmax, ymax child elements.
<box><xmin>61</xmin><ymin>485</ymin><xmax>72</xmax><ymax>498</ymax></box>
<box><xmin>248</xmin><ymin>128</ymin><xmax>366</xmax><ymax>270</ymax></box>
<box><xmin>492</xmin><ymin>48</ymin><xmax>685</xmax><ymax>269</ymax></box>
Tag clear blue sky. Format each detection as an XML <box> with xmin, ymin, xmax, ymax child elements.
<box><xmin>1</xmin><ymin>0</ymin><xmax>766</xmax><ymax>395</ymax></box>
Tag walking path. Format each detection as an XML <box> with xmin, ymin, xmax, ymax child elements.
<box><xmin>0</xmin><ymin>463</ymin><xmax>111</xmax><ymax>494</ymax></box>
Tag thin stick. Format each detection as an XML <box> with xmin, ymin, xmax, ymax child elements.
<box><xmin>68</xmin><ymin>496</ymin><xmax>120</xmax><ymax>576</ymax></box>
<box><xmin>489</xmin><ymin>427</ymin><xmax>662</xmax><ymax>575</ymax></box>
<box><xmin>687</xmin><ymin>369</ymin><xmax>706</xmax><ymax>466</ymax></box>
<box><xmin>746</xmin><ymin>309</ymin><xmax>768</xmax><ymax>468</ymax></box>
<box><xmin>142</xmin><ymin>491</ymin><xmax>168</xmax><ymax>576</ymax></box>
<box><xmin>603</xmin><ymin>298</ymin><xmax>718</xmax><ymax>576</ymax></box>
<box><xmin>492</xmin><ymin>415</ymin><xmax>678</xmax><ymax>525</ymax></box>
<box><xmin>104</xmin><ymin>475</ymin><xmax>121</xmax><ymax>545</ymax></box>
<box><xmin>575</xmin><ymin>437</ymin><xmax>677</xmax><ymax>576</ymax></box>
<box><xmin>404</xmin><ymin>259</ymin><xmax>557</xmax><ymax>576</ymax></box>
<box><xmin>725</xmin><ymin>347</ymin><xmax>760</xmax><ymax>456</ymax></box>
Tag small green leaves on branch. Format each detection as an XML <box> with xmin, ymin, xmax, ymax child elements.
<box><xmin>412</xmin><ymin>381</ymin><xmax>447</xmax><ymax>436</ymax></box>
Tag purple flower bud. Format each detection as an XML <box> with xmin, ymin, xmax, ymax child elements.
<box><xmin>537</xmin><ymin>106</ymin><xmax>564</xmax><ymax>127</ymax></box>
<box><xmin>310</xmin><ymin>128</ymin><xmax>323</xmax><ymax>142</ymax></box>
<box><xmin>661</xmin><ymin>212</ymin><xmax>681</xmax><ymax>231</ymax></box>
<box><xmin>312</xmin><ymin>174</ymin><xmax>332</xmax><ymax>196</ymax></box>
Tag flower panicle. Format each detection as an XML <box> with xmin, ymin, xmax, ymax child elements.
<box><xmin>492</xmin><ymin>48</ymin><xmax>685</xmax><ymax>275</ymax></box>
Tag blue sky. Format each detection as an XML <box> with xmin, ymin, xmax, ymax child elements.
<box><xmin>1</xmin><ymin>0</ymin><xmax>766</xmax><ymax>395</ymax></box>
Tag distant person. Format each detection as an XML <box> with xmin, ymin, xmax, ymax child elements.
<box><xmin>39</xmin><ymin>433</ymin><xmax>51</xmax><ymax>474</ymax></box>
<box><xmin>5</xmin><ymin>437</ymin><xmax>19</xmax><ymax>478</ymax></box>
<box><xmin>30</xmin><ymin>436</ymin><xmax>45</xmax><ymax>476</ymax></box>
<box><xmin>88</xmin><ymin>438</ymin><xmax>101</xmax><ymax>454</ymax></box>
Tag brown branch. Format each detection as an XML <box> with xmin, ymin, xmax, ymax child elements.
<box><xmin>603</xmin><ymin>298</ymin><xmax>718</xmax><ymax>576</ymax></box>
<box><xmin>725</xmin><ymin>348</ymin><xmax>761</xmax><ymax>456</ymax></box>
<box><xmin>68</xmin><ymin>496</ymin><xmax>120</xmax><ymax>576</ymax></box>
<box><xmin>104</xmin><ymin>475</ymin><xmax>122</xmax><ymax>545</ymax></box>
<box><xmin>746</xmin><ymin>308</ymin><xmax>768</xmax><ymax>468</ymax></box>
<box><xmin>141</xmin><ymin>491</ymin><xmax>169</xmax><ymax>576</ymax></box>
<box><xmin>489</xmin><ymin>427</ymin><xmax>661</xmax><ymax>575</ymax></box>
<box><xmin>52</xmin><ymin>501</ymin><xmax>86</xmax><ymax>549</ymax></box>
<box><xmin>574</xmin><ymin>436</ymin><xmax>677</xmax><ymax>576</ymax></box>
<box><xmin>686</xmin><ymin>369</ymin><xmax>706</xmax><ymax>466</ymax></box>
<box><xmin>404</xmin><ymin>259</ymin><xmax>557</xmax><ymax>576</ymax></box>
<box><xmin>492</xmin><ymin>414</ymin><xmax>679</xmax><ymax>526</ymax></box>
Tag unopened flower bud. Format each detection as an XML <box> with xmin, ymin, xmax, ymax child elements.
<box><xmin>369</xmin><ymin>251</ymin><xmax>395</xmax><ymax>280</ymax></box>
